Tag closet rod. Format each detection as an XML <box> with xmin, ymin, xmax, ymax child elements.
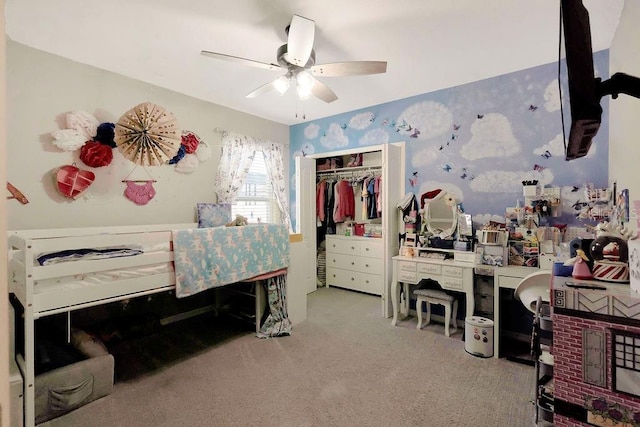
<box><xmin>317</xmin><ymin>165</ymin><xmax>381</xmax><ymax>179</ymax></box>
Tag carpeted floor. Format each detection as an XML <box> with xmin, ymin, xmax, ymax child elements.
<box><xmin>42</xmin><ymin>287</ymin><xmax>537</xmax><ymax>427</ymax></box>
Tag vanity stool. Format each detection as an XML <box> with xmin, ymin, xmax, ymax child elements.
<box><xmin>414</xmin><ymin>289</ymin><xmax>458</xmax><ymax>337</ymax></box>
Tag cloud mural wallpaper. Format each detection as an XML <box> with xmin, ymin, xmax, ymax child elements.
<box><xmin>289</xmin><ymin>50</ymin><xmax>609</xmax><ymax>231</ymax></box>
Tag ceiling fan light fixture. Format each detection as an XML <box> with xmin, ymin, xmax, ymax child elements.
<box><xmin>273</xmin><ymin>75</ymin><xmax>291</xmax><ymax>95</ymax></box>
<box><xmin>202</xmin><ymin>13</ymin><xmax>386</xmax><ymax>105</ymax></box>
<box><xmin>296</xmin><ymin>71</ymin><xmax>314</xmax><ymax>91</ymax></box>
<box><xmin>296</xmin><ymin>84</ymin><xmax>312</xmax><ymax>100</ymax></box>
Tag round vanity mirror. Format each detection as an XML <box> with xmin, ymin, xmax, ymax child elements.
<box><xmin>424</xmin><ymin>191</ymin><xmax>457</xmax><ymax>238</ymax></box>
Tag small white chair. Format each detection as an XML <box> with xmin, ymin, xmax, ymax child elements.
<box><xmin>414</xmin><ymin>289</ymin><xmax>458</xmax><ymax>337</ymax></box>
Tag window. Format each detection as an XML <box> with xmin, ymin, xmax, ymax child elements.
<box><xmin>232</xmin><ymin>151</ymin><xmax>279</xmax><ymax>223</ymax></box>
<box><xmin>612</xmin><ymin>330</ymin><xmax>640</xmax><ymax>398</ymax></box>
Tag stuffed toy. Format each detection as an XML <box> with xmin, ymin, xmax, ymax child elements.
<box><xmin>226</xmin><ymin>214</ymin><xmax>248</xmax><ymax>227</ymax></box>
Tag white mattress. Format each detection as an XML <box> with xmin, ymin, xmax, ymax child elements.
<box><xmin>33</xmin><ymin>262</ymin><xmax>174</xmax><ymax>294</ymax></box>
<box><xmin>13</xmin><ymin>243</ymin><xmax>174</xmax><ymax>295</ymax></box>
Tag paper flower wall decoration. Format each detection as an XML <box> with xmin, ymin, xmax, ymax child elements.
<box><xmin>80</xmin><ymin>141</ymin><xmax>114</xmax><ymax>168</ymax></box>
<box><xmin>66</xmin><ymin>111</ymin><xmax>99</xmax><ymax>140</ymax></box>
<box><xmin>51</xmin><ymin>129</ymin><xmax>87</xmax><ymax>151</ymax></box>
<box><xmin>50</xmin><ymin>111</ymin><xmax>102</xmax><ymax>152</ymax></box>
<box><xmin>115</xmin><ymin>102</ymin><xmax>181</xmax><ymax>166</ymax></box>
<box><xmin>168</xmin><ymin>130</ymin><xmax>212</xmax><ymax>174</ymax></box>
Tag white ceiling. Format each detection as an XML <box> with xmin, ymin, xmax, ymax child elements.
<box><xmin>5</xmin><ymin>0</ymin><xmax>625</xmax><ymax>126</ymax></box>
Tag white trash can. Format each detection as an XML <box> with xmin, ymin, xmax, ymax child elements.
<box><xmin>465</xmin><ymin>316</ymin><xmax>494</xmax><ymax>358</ymax></box>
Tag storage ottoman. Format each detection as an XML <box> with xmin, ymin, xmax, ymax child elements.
<box><xmin>34</xmin><ymin>353</ymin><xmax>114</xmax><ymax>424</ymax></box>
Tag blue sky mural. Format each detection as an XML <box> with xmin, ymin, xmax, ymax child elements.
<box><xmin>290</xmin><ymin>50</ymin><xmax>609</xmax><ymax>230</ymax></box>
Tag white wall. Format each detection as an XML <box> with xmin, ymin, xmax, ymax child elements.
<box><xmin>1</xmin><ymin>2</ymin><xmax>10</xmax><ymax>425</ymax></box>
<box><xmin>609</xmin><ymin>0</ymin><xmax>640</xmax><ymax>235</ymax></box>
<box><xmin>6</xmin><ymin>41</ymin><xmax>289</xmax><ymax>230</ymax></box>
<box><xmin>286</xmin><ymin>239</ymin><xmax>308</xmax><ymax>325</ymax></box>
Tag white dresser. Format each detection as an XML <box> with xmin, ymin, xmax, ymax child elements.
<box><xmin>325</xmin><ymin>235</ymin><xmax>384</xmax><ymax>295</ymax></box>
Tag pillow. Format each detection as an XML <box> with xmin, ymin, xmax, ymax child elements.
<box><xmin>197</xmin><ymin>203</ymin><xmax>232</xmax><ymax>228</ymax></box>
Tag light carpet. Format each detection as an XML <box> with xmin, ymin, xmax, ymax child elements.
<box><xmin>43</xmin><ymin>286</ymin><xmax>536</xmax><ymax>427</ymax></box>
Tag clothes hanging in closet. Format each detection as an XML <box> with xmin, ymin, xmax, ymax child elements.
<box><xmin>316</xmin><ymin>178</ymin><xmax>356</xmax><ymax>234</ymax></box>
<box><xmin>316</xmin><ymin>172</ymin><xmax>383</xmax><ymax>234</ymax></box>
<box><xmin>361</xmin><ymin>175</ymin><xmax>382</xmax><ymax>220</ymax></box>
<box><xmin>333</xmin><ymin>179</ymin><xmax>355</xmax><ymax>223</ymax></box>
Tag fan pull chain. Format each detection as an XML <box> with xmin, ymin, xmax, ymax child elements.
<box><xmin>295</xmin><ymin>100</ymin><xmax>306</xmax><ymax>120</ymax></box>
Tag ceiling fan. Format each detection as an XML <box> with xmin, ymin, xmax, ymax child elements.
<box><xmin>201</xmin><ymin>14</ymin><xmax>387</xmax><ymax>103</ymax></box>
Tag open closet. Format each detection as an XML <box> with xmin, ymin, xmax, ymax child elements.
<box><xmin>296</xmin><ymin>143</ymin><xmax>404</xmax><ymax>318</ymax></box>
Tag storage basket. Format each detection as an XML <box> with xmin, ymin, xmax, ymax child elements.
<box><xmin>354</xmin><ymin>223</ymin><xmax>365</xmax><ymax>236</ymax></box>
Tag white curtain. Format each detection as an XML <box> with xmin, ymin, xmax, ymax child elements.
<box><xmin>262</xmin><ymin>140</ymin><xmax>293</xmax><ymax>231</ymax></box>
<box><xmin>213</xmin><ymin>131</ymin><xmax>292</xmax><ymax>230</ymax></box>
<box><xmin>213</xmin><ymin>132</ymin><xmax>257</xmax><ymax>204</ymax></box>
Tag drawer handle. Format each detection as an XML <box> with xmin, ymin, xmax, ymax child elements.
<box><xmin>351</xmin><ymin>246</ymin><xmax>355</xmax><ymax>250</ymax></box>
<box><xmin>365</xmin><ymin>263</ymin><xmax>369</xmax><ymax>267</ymax></box>
<box><xmin>365</xmin><ymin>248</ymin><xmax>370</xmax><ymax>251</ymax></box>
<box><xmin>365</xmin><ymin>280</ymin><xmax>369</xmax><ymax>284</ymax></box>
<box><xmin>351</xmin><ymin>277</ymin><xmax>355</xmax><ymax>281</ymax></box>
<box><xmin>351</xmin><ymin>262</ymin><xmax>355</xmax><ymax>265</ymax></box>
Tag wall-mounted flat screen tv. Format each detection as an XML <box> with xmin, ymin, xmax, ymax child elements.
<box><xmin>561</xmin><ymin>0</ymin><xmax>602</xmax><ymax>160</ymax></box>
<box><xmin>562</xmin><ymin>0</ymin><xmax>640</xmax><ymax>161</ymax></box>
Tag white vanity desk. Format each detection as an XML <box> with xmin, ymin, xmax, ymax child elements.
<box><xmin>391</xmin><ymin>252</ymin><xmax>475</xmax><ymax>325</ymax></box>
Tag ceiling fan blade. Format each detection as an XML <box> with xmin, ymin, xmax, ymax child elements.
<box><xmin>286</xmin><ymin>15</ymin><xmax>315</xmax><ymax>67</ymax></box>
<box><xmin>310</xmin><ymin>77</ymin><xmax>338</xmax><ymax>103</ymax></box>
<box><xmin>200</xmin><ymin>50</ymin><xmax>282</xmax><ymax>72</ymax></box>
<box><xmin>311</xmin><ymin>61</ymin><xmax>387</xmax><ymax>77</ymax></box>
<box><xmin>245</xmin><ymin>79</ymin><xmax>279</xmax><ymax>98</ymax></box>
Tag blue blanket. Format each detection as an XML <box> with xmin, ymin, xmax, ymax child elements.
<box><xmin>172</xmin><ymin>224</ymin><xmax>290</xmax><ymax>298</ymax></box>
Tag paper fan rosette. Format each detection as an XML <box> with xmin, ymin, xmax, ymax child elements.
<box><xmin>115</xmin><ymin>102</ymin><xmax>181</xmax><ymax>166</ymax></box>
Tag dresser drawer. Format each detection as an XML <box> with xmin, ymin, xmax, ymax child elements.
<box><xmin>475</xmin><ymin>275</ymin><xmax>494</xmax><ymax>297</ymax></box>
<box><xmin>327</xmin><ymin>254</ymin><xmax>360</xmax><ymax>271</ymax></box>
<box><xmin>417</xmin><ymin>263</ymin><xmax>441</xmax><ymax>275</ymax></box>
<box><xmin>326</xmin><ymin>267</ymin><xmax>359</xmax><ymax>287</ymax></box>
<box><xmin>360</xmin><ymin>240</ymin><xmax>383</xmax><ymax>258</ymax></box>
<box><xmin>398</xmin><ymin>270</ymin><xmax>418</xmax><ymax>283</ymax></box>
<box><xmin>441</xmin><ymin>276</ymin><xmax>464</xmax><ymax>290</ymax></box>
<box><xmin>359</xmin><ymin>272</ymin><xmax>383</xmax><ymax>295</ymax></box>
<box><xmin>360</xmin><ymin>257</ymin><xmax>383</xmax><ymax>275</ymax></box>
<box><xmin>326</xmin><ymin>237</ymin><xmax>360</xmax><ymax>256</ymax></box>
<box><xmin>442</xmin><ymin>265</ymin><xmax>463</xmax><ymax>278</ymax></box>
<box><xmin>398</xmin><ymin>261</ymin><xmax>417</xmax><ymax>272</ymax></box>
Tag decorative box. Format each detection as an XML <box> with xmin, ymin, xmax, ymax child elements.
<box><xmin>35</xmin><ymin>354</ymin><xmax>114</xmax><ymax>424</ymax></box>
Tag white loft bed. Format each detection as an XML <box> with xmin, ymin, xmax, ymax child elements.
<box><xmin>7</xmin><ymin>222</ymin><xmax>291</xmax><ymax>427</ymax></box>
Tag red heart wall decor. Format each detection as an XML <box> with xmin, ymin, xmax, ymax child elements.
<box><xmin>55</xmin><ymin>164</ymin><xmax>95</xmax><ymax>199</ymax></box>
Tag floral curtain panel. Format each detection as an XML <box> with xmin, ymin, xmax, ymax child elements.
<box><xmin>261</xmin><ymin>141</ymin><xmax>293</xmax><ymax>230</ymax></box>
<box><xmin>213</xmin><ymin>132</ymin><xmax>256</xmax><ymax>204</ymax></box>
<box><xmin>213</xmin><ymin>131</ymin><xmax>292</xmax><ymax>230</ymax></box>
<box><xmin>257</xmin><ymin>273</ymin><xmax>292</xmax><ymax>338</ymax></box>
